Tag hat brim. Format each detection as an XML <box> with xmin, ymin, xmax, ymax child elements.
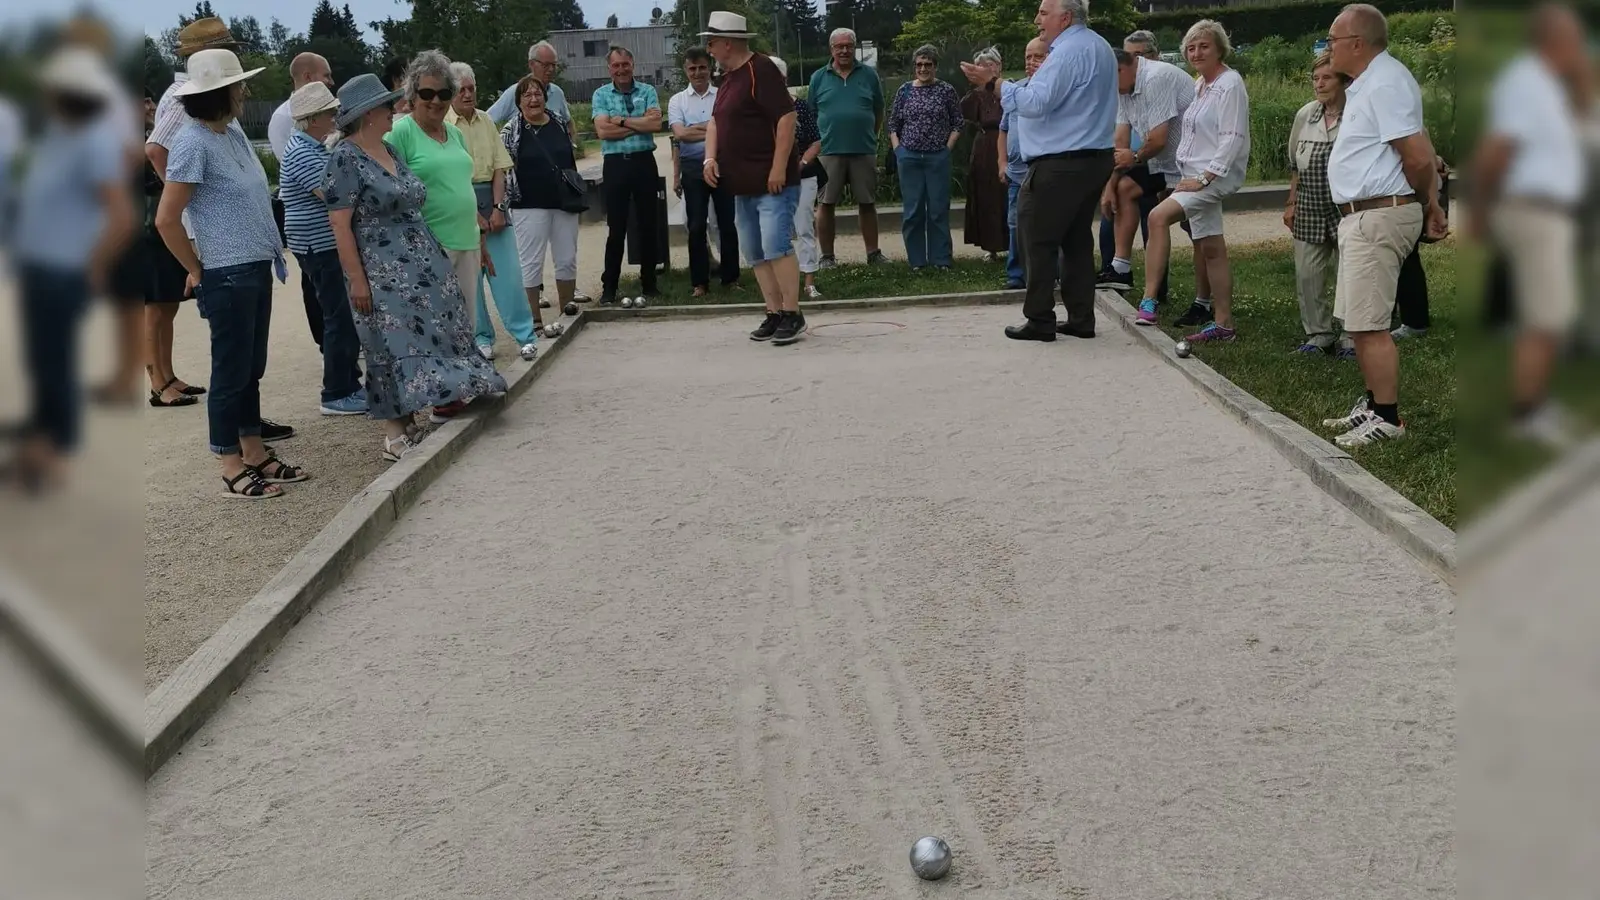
<box><xmin>335</xmin><ymin>88</ymin><xmax>406</xmax><ymax>128</ymax></box>
<box><xmin>698</xmin><ymin>30</ymin><xmax>756</xmax><ymax>38</ymax></box>
<box><xmin>173</xmin><ymin>65</ymin><xmax>265</xmax><ymax>96</ymax></box>
<box><xmin>294</xmin><ymin>97</ymin><xmax>342</xmax><ymax>119</ymax></box>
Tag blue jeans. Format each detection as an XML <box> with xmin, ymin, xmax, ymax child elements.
<box><xmin>195</xmin><ymin>260</ymin><xmax>273</xmax><ymax>455</ymax></box>
<box><xmin>734</xmin><ymin>185</ymin><xmax>800</xmax><ymax>265</ymax></box>
<box><xmin>474</xmin><ymin>206</ymin><xmax>538</xmax><ymax>346</ymax></box>
<box><xmin>295</xmin><ymin>249</ymin><xmax>363</xmax><ymax>403</ymax></box>
<box><xmin>1006</xmin><ymin>180</ymin><xmax>1024</xmax><ymax>285</ymax></box>
<box><xmin>17</xmin><ymin>263</ymin><xmax>91</xmax><ymax>454</ymax></box>
<box><xmin>897</xmin><ymin>147</ymin><xmax>952</xmax><ymax>268</ymax></box>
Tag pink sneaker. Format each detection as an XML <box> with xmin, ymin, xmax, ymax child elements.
<box><xmin>1186</xmin><ymin>322</ymin><xmax>1237</xmax><ymax>343</ymax></box>
<box><xmin>1135</xmin><ymin>299</ymin><xmax>1159</xmax><ymax>326</ymax></box>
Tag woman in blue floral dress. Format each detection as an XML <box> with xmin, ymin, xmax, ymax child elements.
<box><xmin>323</xmin><ymin>74</ymin><xmax>506</xmax><ymax>463</ymax></box>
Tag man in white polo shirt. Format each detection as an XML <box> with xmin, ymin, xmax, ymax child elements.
<box><xmin>1470</xmin><ymin>2</ymin><xmax>1591</xmax><ymax>449</ymax></box>
<box><xmin>1320</xmin><ymin>3</ymin><xmax>1447</xmax><ymax>448</ymax></box>
<box><xmin>670</xmin><ymin>46</ymin><xmax>740</xmax><ymax>295</ymax></box>
<box><xmin>267</xmin><ymin>52</ymin><xmax>333</xmax><ymax>159</ymax></box>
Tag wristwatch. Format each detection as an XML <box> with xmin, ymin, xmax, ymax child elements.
<box><xmin>1198</xmin><ymin>173</ymin><xmax>1214</xmax><ymax>188</ymax></box>
<box><xmin>494</xmin><ymin>201</ymin><xmax>509</xmax><ymax>212</ymax></box>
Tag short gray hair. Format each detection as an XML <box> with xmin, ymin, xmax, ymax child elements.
<box><xmin>1183</xmin><ymin>19</ymin><xmax>1233</xmax><ymax>59</ymax></box>
<box><xmin>1125</xmin><ymin>29</ymin><xmax>1158</xmax><ymax>53</ymax></box>
<box><xmin>405</xmin><ymin>49</ymin><xmax>457</xmax><ymax>101</ymax></box>
<box><xmin>829</xmin><ymin>28</ymin><xmax>857</xmax><ymax>47</ymax></box>
<box><xmin>912</xmin><ymin>44</ymin><xmax>939</xmax><ymax>65</ymax></box>
<box><xmin>450</xmin><ymin>61</ymin><xmax>476</xmax><ymax>86</ymax></box>
<box><xmin>1059</xmin><ymin>0</ymin><xmax>1089</xmax><ymax>19</ymax></box>
<box><xmin>973</xmin><ymin>46</ymin><xmax>1003</xmax><ymax>67</ymax></box>
<box><xmin>1340</xmin><ymin>3</ymin><xmax>1389</xmax><ymax>49</ymax></box>
<box><xmin>528</xmin><ymin>40</ymin><xmax>557</xmax><ymax>61</ymax></box>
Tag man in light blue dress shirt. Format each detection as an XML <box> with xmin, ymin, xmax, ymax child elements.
<box><xmin>962</xmin><ymin>0</ymin><xmax>1117</xmax><ymax>342</ymax></box>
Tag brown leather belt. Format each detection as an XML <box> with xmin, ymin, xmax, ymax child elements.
<box><xmin>1338</xmin><ymin>194</ymin><xmax>1416</xmax><ymax>215</ymax></box>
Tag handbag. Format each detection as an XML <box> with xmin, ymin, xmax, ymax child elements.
<box><xmin>527</xmin><ymin>121</ymin><xmax>588</xmax><ymax>214</ymax></box>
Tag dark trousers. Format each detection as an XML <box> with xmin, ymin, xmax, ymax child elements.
<box><xmin>1017</xmin><ymin>152</ymin><xmax>1115</xmax><ymax>325</ymax></box>
<box><xmin>196</xmin><ymin>260</ymin><xmax>273</xmax><ymax>455</ymax></box>
<box><xmin>18</xmin><ymin>263</ymin><xmax>91</xmax><ymax>453</ymax></box>
<box><xmin>273</xmin><ymin>192</ymin><xmax>323</xmax><ymax>347</ymax></box>
<box><xmin>295</xmin><ymin>249</ymin><xmax>363</xmax><ymax>403</ymax></box>
<box><xmin>1396</xmin><ymin>238</ymin><xmax>1430</xmax><ymax>330</ymax></box>
<box><xmin>681</xmin><ymin>158</ymin><xmax>739</xmax><ymax>287</ymax></box>
<box><xmin>601</xmin><ymin>152</ymin><xmax>660</xmax><ymax>293</ymax></box>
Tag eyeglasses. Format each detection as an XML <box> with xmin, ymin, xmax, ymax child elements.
<box><xmin>1325</xmin><ymin>34</ymin><xmax>1359</xmax><ymax>44</ymax></box>
<box><xmin>831</xmin><ymin>44</ymin><xmax>854</xmax><ymax>51</ymax></box>
<box><xmin>415</xmin><ymin>88</ymin><xmax>454</xmax><ymax>102</ymax></box>
<box><xmin>915</xmin><ymin>62</ymin><xmax>935</xmax><ymax>69</ymax></box>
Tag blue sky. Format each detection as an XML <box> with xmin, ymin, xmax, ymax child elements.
<box><xmin>2</xmin><ymin>0</ymin><xmax>674</xmax><ymax>42</ymax></box>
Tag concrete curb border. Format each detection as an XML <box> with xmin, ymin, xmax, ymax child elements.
<box><xmin>1</xmin><ymin>569</ymin><xmax>142</xmax><ymax>769</ymax></box>
<box><xmin>1093</xmin><ymin>289</ymin><xmax>1457</xmax><ymax>585</ymax></box>
<box><xmin>1458</xmin><ymin>437</ymin><xmax>1600</xmax><ymax>572</ymax></box>
<box><xmin>143</xmin><ymin>313</ymin><xmax>592</xmax><ymax>777</ymax></box>
<box><xmin>143</xmin><ymin>289</ymin><xmax>1022</xmax><ymax>777</ymax></box>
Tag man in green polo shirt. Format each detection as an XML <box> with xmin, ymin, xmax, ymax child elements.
<box><xmin>807</xmin><ymin>27</ymin><xmax>885</xmax><ymax>268</ymax></box>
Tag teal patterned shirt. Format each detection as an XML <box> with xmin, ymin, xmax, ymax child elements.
<box><xmin>590</xmin><ymin>80</ymin><xmax>661</xmax><ymax>155</ymax></box>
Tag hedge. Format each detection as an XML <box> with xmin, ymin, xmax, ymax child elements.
<box><xmin>1130</xmin><ymin>0</ymin><xmax>1451</xmax><ymax>46</ymax></box>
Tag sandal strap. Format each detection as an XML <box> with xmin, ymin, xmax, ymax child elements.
<box><xmin>249</xmin><ymin>457</ymin><xmax>302</xmax><ymax>480</ymax></box>
<box><xmin>223</xmin><ymin>469</ymin><xmax>273</xmax><ymax>496</ymax></box>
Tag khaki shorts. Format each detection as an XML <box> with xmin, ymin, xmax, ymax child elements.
<box><xmin>1334</xmin><ymin>203</ymin><xmax>1425</xmax><ymax>333</ymax></box>
<box><xmin>1169</xmin><ymin>168</ymin><xmax>1243</xmax><ymax>240</ymax></box>
<box><xmin>1491</xmin><ymin>201</ymin><xmax>1580</xmax><ymax>333</ymax></box>
<box><xmin>819</xmin><ymin>154</ymin><xmax>878</xmax><ymax>205</ymax></box>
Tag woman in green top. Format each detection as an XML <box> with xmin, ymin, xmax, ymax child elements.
<box><xmin>386</xmin><ymin>52</ymin><xmax>496</xmax><ymax>416</ymax></box>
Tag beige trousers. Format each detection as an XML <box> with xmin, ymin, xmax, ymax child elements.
<box><xmin>446</xmin><ymin>248</ymin><xmax>480</xmax><ymax>334</ymax></box>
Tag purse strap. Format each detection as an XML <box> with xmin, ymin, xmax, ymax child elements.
<box><xmin>524</xmin><ymin>118</ymin><xmax>573</xmax><ymax>177</ymax></box>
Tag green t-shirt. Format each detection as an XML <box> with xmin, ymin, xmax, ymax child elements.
<box><xmin>807</xmin><ymin>63</ymin><xmax>884</xmax><ymax>156</ymax></box>
<box><xmin>386</xmin><ymin>115</ymin><xmax>480</xmax><ymax>251</ymax></box>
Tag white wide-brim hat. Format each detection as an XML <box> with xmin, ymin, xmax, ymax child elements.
<box><xmin>175</xmin><ymin>48</ymin><xmax>263</xmax><ymax>96</ymax></box>
<box><xmin>289</xmin><ymin>81</ymin><xmax>340</xmax><ymax>120</ymax></box>
<box><xmin>39</xmin><ymin>46</ymin><xmax>119</xmax><ymax>101</ymax></box>
<box><xmin>699</xmin><ymin>11</ymin><xmax>757</xmax><ymax>39</ymax></box>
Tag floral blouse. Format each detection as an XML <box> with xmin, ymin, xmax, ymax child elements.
<box><xmin>889</xmin><ymin>80</ymin><xmax>963</xmax><ymax>154</ymax></box>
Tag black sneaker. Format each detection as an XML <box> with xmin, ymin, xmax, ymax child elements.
<box><xmin>819</xmin><ymin>255</ymin><xmax>838</xmax><ymax>269</ymax></box>
<box><xmin>750</xmin><ymin>312</ymin><xmax>782</xmax><ymax>342</ymax></box>
<box><xmin>1174</xmin><ymin>303</ymin><xmax>1213</xmax><ymax>328</ymax></box>
<box><xmin>865</xmin><ymin>250</ymin><xmax>886</xmax><ymax>266</ymax></box>
<box><xmin>599</xmin><ymin>290</ymin><xmax>618</xmax><ymax>305</ymax></box>
<box><xmin>261</xmin><ymin>419</ymin><xmax>296</xmax><ymax>441</ymax></box>
<box><xmin>772</xmin><ymin>311</ymin><xmax>806</xmax><ymax>345</ymax></box>
<box><xmin>1096</xmin><ymin>268</ymin><xmax>1132</xmax><ymax>291</ymax></box>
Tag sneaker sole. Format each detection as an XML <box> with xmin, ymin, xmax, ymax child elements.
<box><xmin>750</xmin><ymin>333</ymin><xmax>775</xmax><ymax>342</ymax></box>
<box><xmin>1134</xmin><ymin>317</ymin><xmax>1158</xmax><ymax>327</ymax></box>
<box><xmin>771</xmin><ymin>333</ymin><xmax>804</xmax><ymax>346</ymax></box>
<box><xmin>320</xmin><ymin>407</ymin><xmax>368</xmax><ymax>416</ymax></box>
<box><xmin>1097</xmin><ymin>281</ymin><xmax>1132</xmax><ymax>290</ymax></box>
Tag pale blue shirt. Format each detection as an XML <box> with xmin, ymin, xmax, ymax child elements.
<box><xmin>14</xmin><ymin>115</ymin><xmax>125</xmax><ymax>270</ymax></box>
<box><xmin>164</xmin><ymin>120</ymin><xmax>281</xmax><ymax>270</ymax></box>
<box><xmin>999</xmin><ymin>24</ymin><xmax>1117</xmax><ymax>161</ymax></box>
<box><xmin>488</xmin><ymin>80</ymin><xmax>570</xmax><ymax>126</ymax></box>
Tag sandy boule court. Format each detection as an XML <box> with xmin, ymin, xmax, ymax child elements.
<box><xmin>148</xmin><ymin>306</ymin><xmax>1452</xmax><ymax>898</ymax></box>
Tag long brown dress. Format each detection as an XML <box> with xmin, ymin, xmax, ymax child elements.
<box><xmin>960</xmin><ymin>88</ymin><xmax>1009</xmax><ymax>253</ymax></box>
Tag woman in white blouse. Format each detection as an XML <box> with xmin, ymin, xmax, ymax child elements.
<box><xmin>1137</xmin><ymin>19</ymin><xmax>1250</xmax><ymax>343</ymax></box>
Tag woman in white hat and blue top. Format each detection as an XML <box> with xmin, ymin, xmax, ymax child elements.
<box><xmin>279</xmin><ymin>81</ymin><xmax>366</xmax><ymax>417</ymax></box>
<box><xmin>6</xmin><ymin>47</ymin><xmax>135</xmax><ymax>491</ymax></box>
<box><xmin>154</xmin><ymin>48</ymin><xmax>309</xmax><ymax>500</ymax></box>
<box><xmin>322</xmin><ymin>73</ymin><xmax>507</xmax><ymax>464</ymax></box>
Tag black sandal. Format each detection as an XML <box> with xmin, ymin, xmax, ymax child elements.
<box><xmin>221</xmin><ymin>468</ymin><xmax>281</xmax><ymax>499</ymax></box>
<box><xmin>149</xmin><ymin>378</ymin><xmax>199</xmax><ymax>408</ymax></box>
<box><xmin>179</xmin><ymin>383</ymin><xmax>207</xmax><ymax>396</ymax></box>
<box><xmin>246</xmin><ymin>456</ymin><xmax>309</xmax><ymax>483</ymax></box>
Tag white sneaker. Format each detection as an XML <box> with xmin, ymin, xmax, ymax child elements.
<box><xmin>1322</xmin><ymin>395</ymin><xmax>1371</xmax><ymax>431</ymax></box>
<box><xmin>806</xmin><ymin>284</ymin><xmax>823</xmax><ymax>299</ymax></box>
<box><xmin>1334</xmin><ymin>412</ymin><xmax>1406</xmax><ymax>447</ymax></box>
<box><xmin>519</xmin><ymin>342</ymin><xmax>538</xmax><ymax>361</ymax></box>
<box><xmin>1513</xmin><ymin>404</ymin><xmax>1579</xmax><ymax>451</ymax></box>
<box><xmin>382</xmin><ymin>434</ymin><xmax>416</xmax><ymax>462</ymax></box>
<box><xmin>476</xmin><ymin>343</ymin><xmax>495</xmax><ymax>361</ymax></box>
<box><xmin>1390</xmin><ymin>325</ymin><xmax>1428</xmax><ymax>341</ymax></box>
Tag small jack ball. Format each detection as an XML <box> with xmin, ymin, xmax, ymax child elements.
<box><xmin>1175</xmin><ymin>340</ymin><xmax>1192</xmax><ymax>359</ymax></box>
<box><xmin>563</xmin><ymin>302</ymin><xmax>579</xmax><ymax>316</ymax></box>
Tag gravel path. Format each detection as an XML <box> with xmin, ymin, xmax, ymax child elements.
<box><xmin>148</xmin><ymin>307</ymin><xmax>1453</xmax><ymax>899</ymax></box>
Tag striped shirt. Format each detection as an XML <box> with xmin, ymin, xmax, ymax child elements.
<box><xmin>279</xmin><ymin>130</ymin><xmax>336</xmax><ymax>254</ymax></box>
<box><xmin>1116</xmin><ymin>58</ymin><xmax>1194</xmax><ymax>180</ymax></box>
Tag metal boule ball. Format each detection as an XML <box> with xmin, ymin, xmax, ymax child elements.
<box><xmin>1174</xmin><ymin>340</ymin><xmax>1192</xmax><ymax>359</ymax></box>
<box><xmin>622</xmin><ymin>296</ymin><xmax>634</xmax><ymax>308</ymax></box>
<box><xmin>909</xmin><ymin>836</ymin><xmax>952</xmax><ymax>881</ymax></box>
<box><xmin>563</xmin><ymin>302</ymin><xmax>579</xmax><ymax>316</ymax></box>
<box><xmin>633</xmin><ymin>295</ymin><xmax>647</xmax><ymax>308</ymax></box>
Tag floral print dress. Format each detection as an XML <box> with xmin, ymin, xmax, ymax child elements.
<box><xmin>322</xmin><ymin>139</ymin><xmax>506</xmax><ymax>420</ymax></box>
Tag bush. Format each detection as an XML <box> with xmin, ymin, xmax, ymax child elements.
<box><xmin>1138</xmin><ymin>0</ymin><xmax>1449</xmax><ymax>46</ymax></box>
<box><xmin>257</xmin><ymin>148</ymin><xmax>279</xmax><ymax>187</ymax></box>
<box><xmin>1232</xmin><ymin>35</ymin><xmax>1309</xmax><ymax>80</ymax></box>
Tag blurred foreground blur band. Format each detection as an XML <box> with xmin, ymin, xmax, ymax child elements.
<box><xmin>0</xmin><ymin>2</ymin><xmax>1598</xmax><ymax>899</ymax></box>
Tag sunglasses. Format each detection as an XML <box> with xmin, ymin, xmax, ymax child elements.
<box><xmin>415</xmin><ymin>87</ymin><xmax>454</xmax><ymax>102</ymax></box>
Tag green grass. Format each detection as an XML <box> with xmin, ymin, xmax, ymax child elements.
<box><xmin>1137</xmin><ymin>239</ymin><xmax>1459</xmax><ymax>527</ymax></box>
<box><xmin>616</xmin><ymin>257</ymin><xmax>1011</xmax><ymax>306</ymax></box>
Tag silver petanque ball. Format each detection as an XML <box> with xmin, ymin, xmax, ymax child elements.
<box><xmin>909</xmin><ymin>836</ymin><xmax>952</xmax><ymax>881</ymax></box>
<box><xmin>1175</xmin><ymin>340</ymin><xmax>1192</xmax><ymax>359</ymax></box>
<box><xmin>544</xmin><ymin>322</ymin><xmax>564</xmax><ymax>337</ymax></box>
<box><xmin>633</xmin><ymin>295</ymin><xmax>647</xmax><ymax>308</ymax></box>
<box><xmin>621</xmin><ymin>296</ymin><xmax>635</xmax><ymax>308</ymax></box>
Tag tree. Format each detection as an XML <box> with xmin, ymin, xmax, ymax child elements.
<box><xmin>547</xmin><ymin>0</ymin><xmax>588</xmax><ymax>30</ymax></box>
<box><xmin>144</xmin><ymin>35</ymin><xmax>176</xmax><ymax>96</ymax></box>
<box><xmin>606</xmin><ymin>13</ymin><xmax>620</xmax><ymax>27</ymax></box>
<box><xmin>180</xmin><ymin>1</ymin><xmax>218</xmax><ymax>25</ymax></box>
<box><xmin>267</xmin><ymin>18</ymin><xmax>296</xmax><ymax>61</ymax></box>
<box><xmin>228</xmin><ymin>16</ymin><xmax>267</xmax><ymax>54</ymax></box>
<box><xmin>372</xmin><ymin>0</ymin><xmax>551</xmax><ymax>99</ymax></box>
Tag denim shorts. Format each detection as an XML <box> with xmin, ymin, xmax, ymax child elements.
<box><xmin>734</xmin><ymin>185</ymin><xmax>800</xmax><ymax>265</ymax></box>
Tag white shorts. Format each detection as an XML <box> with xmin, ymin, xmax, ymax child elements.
<box><xmin>1170</xmin><ymin>169</ymin><xmax>1244</xmax><ymax>240</ymax></box>
<box><xmin>510</xmin><ymin>207</ymin><xmax>580</xmax><ymax>288</ymax></box>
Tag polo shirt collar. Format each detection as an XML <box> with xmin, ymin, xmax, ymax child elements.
<box><xmin>829</xmin><ymin>61</ymin><xmax>858</xmax><ymax>79</ymax></box>
<box><xmin>1346</xmin><ymin>50</ymin><xmax>1393</xmax><ymax>97</ymax></box>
